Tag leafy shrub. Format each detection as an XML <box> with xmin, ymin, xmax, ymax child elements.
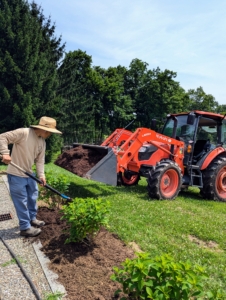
<box><xmin>111</xmin><ymin>253</ymin><xmax>225</xmax><ymax>300</ymax></box>
<box><xmin>61</xmin><ymin>197</ymin><xmax>110</xmax><ymax>244</ymax></box>
<box><xmin>39</xmin><ymin>171</ymin><xmax>70</xmax><ymax>209</ymax></box>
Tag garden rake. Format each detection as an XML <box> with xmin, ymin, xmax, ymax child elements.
<box><xmin>0</xmin><ymin>155</ymin><xmax>72</xmax><ymax>201</ymax></box>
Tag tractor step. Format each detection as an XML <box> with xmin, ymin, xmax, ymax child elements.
<box><xmin>190</xmin><ymin>165</ymin><xmax>203</xmax><ymax>187</ymax></box>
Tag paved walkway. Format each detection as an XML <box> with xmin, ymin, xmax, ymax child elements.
<box><xmin>0</xmin><ymin>174</ymin><xmax>65</xmax><ymax>299</ymax></box>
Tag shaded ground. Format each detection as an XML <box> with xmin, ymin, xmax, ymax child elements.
<box><xmin>55</xmin><ymin>145</ymin><xmax>106</xmax><ymax>177</ymax></box>
<box><xmin>37</xmin><ymin>207</ymin><xmax>135</xmax><ymax>300</ymax></box>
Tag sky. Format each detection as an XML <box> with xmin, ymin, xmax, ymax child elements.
<box><xmin>29</xmin><ymin>0</ymin><xmax>226</xmax><ymax>104</ymax></box>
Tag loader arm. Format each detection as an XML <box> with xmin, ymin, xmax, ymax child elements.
<box><xmin>101</xmin><ymin>128</ymin><xmax>133</xmax><ymax>147</ymax></box>
<box><xmin>116</xmin><ymin>128</ymin><xmax>185</xmax><ymax>173</ymax></box>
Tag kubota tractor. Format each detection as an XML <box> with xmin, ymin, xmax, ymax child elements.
<box><xmin>63</xmin><ymin>110</ymin><xmax>226</xmax><ymax>201</ymax></box>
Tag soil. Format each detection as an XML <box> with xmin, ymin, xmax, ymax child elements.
<box><xmin>55</xmin><ymin>145</ymin><xmax>106</xmax><ymax>177</ymax></box>
<box><xmin>36</xmin><ymin>147</ymin><xmax>135</xmax><ymax>299</ymax></box>
<box><xmin>37</xmin><ymin>207</ymin><xmax>135</xmax><ymax>300</ymax></box>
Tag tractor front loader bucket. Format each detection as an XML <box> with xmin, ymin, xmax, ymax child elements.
<box><xmin>56</xmin><ymin>142</ymin><xmax>118</xmax><ymax>185</ymax></box>
<box><xmin>85</xmin><ymin>149</ymin><xmax>118</xmax><ymax>186</ymax></box>
<box><xmin>57</xmin><ymin>128</ymin><xmax>135</xmax><ymax>185</ymax></box>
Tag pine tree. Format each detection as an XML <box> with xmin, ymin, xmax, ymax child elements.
<box><xmin>0</xmin><ymin>0</ymin><xmax>65</xmax><ymax>132</ymax></box>
<box><xmin>57</xmin><ymin>50</ymin><xmax>95</xmax><ymax>143</ymax></box>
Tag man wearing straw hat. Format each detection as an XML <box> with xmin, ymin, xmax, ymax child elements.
<box><xmin>0</xmin><ymin>116</ymin><xmax>62</xmax><ymax>237</ymax></box>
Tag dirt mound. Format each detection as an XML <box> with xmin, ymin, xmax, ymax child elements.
<box><xmin>55</xmin><ymin>146</ymin><xmax>106</xmax><ymax>177</ymax></box>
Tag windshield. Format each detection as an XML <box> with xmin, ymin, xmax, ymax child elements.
<box><xmin>162</xmin><ymin>115</ymin><xmax>219</xmax><ymax>146</ymax></box>
<box><xmin>162</xmin><ymin>115</ymin><xmax>196</xmax><ymax>141</ymax></box>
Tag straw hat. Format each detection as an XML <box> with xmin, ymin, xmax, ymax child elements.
<box><xmin>30</xmin><ymin>116</ymin><xmax>62</xmax><ymax>134</ymax></box>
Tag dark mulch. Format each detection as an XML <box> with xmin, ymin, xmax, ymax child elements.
<box><xmin>54</xmin><ymin>145</ymin><xmax>106</xmax><ymax>177</ymax></box>
<box><xmin>37</xmin><ymin>207</ymin><xmax>135</xmax><ymax>300</ymax></box>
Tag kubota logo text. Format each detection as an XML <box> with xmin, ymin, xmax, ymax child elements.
<box><xmin>156</xmin><ymin>134</ymin><xmax>171</xmax><ymax>143</ymax></box>
<box><xmin>142</xmin><ymin>133</ymin><xmax>152</xmax><ymax>137</ymax></box>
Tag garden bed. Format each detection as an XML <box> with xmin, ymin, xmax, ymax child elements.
<box><xmin>36</xmin><ymin>207</ymin><xmax>135</xmax><ymax>299</ymax></box>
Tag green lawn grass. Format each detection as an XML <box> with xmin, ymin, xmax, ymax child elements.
<box><xmin>2</xmin><ymin>161</ymin><xmax>226</xmax><ymax>293</ymax></box>
<box><xmin>44</xmin><ymin>163</ymin><xmax>226</xmax><ymax>293</ymax></box>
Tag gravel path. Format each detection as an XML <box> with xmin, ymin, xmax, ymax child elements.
<box><xmin>0</xmin><ymin>174</ymin><xmax>52</xmax><ymax>300</ymax></box>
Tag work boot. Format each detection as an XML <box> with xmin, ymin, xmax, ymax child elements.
<box><xmin>31</xmin><ymin>218</ymin><xmax>45</xmax><ymax>227</ymax></box>
<box><xmin>20</xmin><ymin>226</ymin><xmax>41</xmax><ymax>237</ymax></box>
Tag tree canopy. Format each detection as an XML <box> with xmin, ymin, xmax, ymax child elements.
<box><xmin>0</xmin><ymin>0</ymin><xmax>222</xmax><ymax>148</ymax></box>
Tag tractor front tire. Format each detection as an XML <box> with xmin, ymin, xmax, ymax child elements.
<box><xmin>202</xmin><ymin>156</ymin><xmax>226</xmax><ymax>202</ymax></box>
<box><xmin>148</xmin><ymin>160</ymin><xmax>182</xmax><ymax>200</ymax></box>
<box><xmin>119</xmin><ymin>171</ymin><xmax>140</xmax><ymax>186</ymax></box>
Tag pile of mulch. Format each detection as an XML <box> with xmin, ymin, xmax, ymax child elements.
<box><xmin>55</xmin><ymin>146</ymin><xmax>106</xmax><ymax>177</ymax></box>
<box><xmin>37</xmin><ymin>207</ymin><xmax>135</xmax><ymax>300</ymax></box>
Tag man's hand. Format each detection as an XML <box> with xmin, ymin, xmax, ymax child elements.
<box><xmin>39</xmin><ymin>176</ymin><xmax>46</xmax><ymax>186</ymax></box>
<box><xmin>1</xmin><ymin>154</ymin><xmax>11</xmax><ymax>164</ymax></box>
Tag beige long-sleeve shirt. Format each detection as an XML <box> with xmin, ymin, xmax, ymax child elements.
<box><xmin>0</xmin><ymin>128</ymin><xmax>46</xmax><ymax>178</ymax></box>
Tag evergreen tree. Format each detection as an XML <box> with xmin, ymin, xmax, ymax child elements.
<box><xmin>58</xmin><ymin>51</ymin><xmax>134</xmax><ymax>144</ymax></box>
<box><xmin>57</xmin><ymin>50</ymin><xmax>94</xmax><ymax>143</ymax></box>
<box><xmin>0</xmin><ymin>0</ymin><xmax>65</xmax><ymax>160</ymax></box>
<box><xmin>0</xmin><ymin>0</ymin><xmax>65</xmax><ymax>130</ymax></box>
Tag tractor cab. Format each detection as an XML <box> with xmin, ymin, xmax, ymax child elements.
<box><xmin>161</xmin><ymin>111</ymin><xmax>226</xmax><ymax>188</ymax></box>
<box><xmin>162</xmin><ymin>111</ymin><xmax>226</xmax><ymax>163</ymax></box>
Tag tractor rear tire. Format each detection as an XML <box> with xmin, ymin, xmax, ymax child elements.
<box><xmin>202</xmin><ymin>156</ymin><xmax>226</xmax><ymax>202</ymax></box>
<box><xmin>119</xmin><ymin>171</ymin><xmax>140</xmax><ymax>186</ymax></box>
<box><xmin>148</xmin><ymin>160</ymin><xmax>182</xmax><ymax>200</ymax></box>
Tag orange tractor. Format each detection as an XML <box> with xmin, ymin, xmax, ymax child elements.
<box><xmin>68</xmin><ymin>110</ymin><xmax>226</xmax><ymax>201</ymax></box>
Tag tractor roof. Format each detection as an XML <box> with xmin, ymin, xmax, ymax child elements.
<box><xmin>170</xmin><ymin>110</ymin><xmax>225</xmax><ymax>121</ymax></box>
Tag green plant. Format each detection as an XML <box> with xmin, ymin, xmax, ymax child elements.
<box><xmin>39</xmin><ymin>171</ymin><xmax>70</xmax><ymax>209</ymax></box>
<box><xmin>43</xmin><ymin>290</ymin><xmax>64</xmax><ymax>300</ymax></box>
<box><xmin>1</xmin><ymin>257</ymin><xmax>26</xmax><ymax>267</ymax></box>
<box><xmin>61</xmin><ymin>197</ymin><xmax>110</xmax><ymax>243</ymax></box>
<box><xmin>1</xmin><ymin>258</ymin><xmax>17</xmax><ymax>267</ymax></box>
<box><xmin>111</xmin><ymin>253</ymin><xmax>217</xmax><ymax>300</ymax></box>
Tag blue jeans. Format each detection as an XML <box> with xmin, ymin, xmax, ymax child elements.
<box><xmin>7</xmin><ymin>174</ymin><xmax>38</xmax><ymax>230</ymax></box>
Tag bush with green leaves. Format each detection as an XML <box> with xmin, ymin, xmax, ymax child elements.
<box><xmin>38</xmin><ymin>171</ymin><xmax>70</xmax><ymax>209</ymax></box>
<box><xmin>61</xmin><ymin>197</ymin><xmax>110</xmax><ymax>244</ymax></box>
<box><xmin>111</xmin><ymin>253</ymin><xmax>225</xmax><ymax>300</ymax></box>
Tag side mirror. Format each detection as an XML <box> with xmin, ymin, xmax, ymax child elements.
<box><xmin>187</xmin><ymin>113</ymin><xmax>195</xmax><ymax>125</ymax></box>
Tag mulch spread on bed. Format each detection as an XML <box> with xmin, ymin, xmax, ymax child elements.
<box><xmin>37</xmin><ymin>207</ymin><xmax>135</xmax><ymax>300</ymax></box>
